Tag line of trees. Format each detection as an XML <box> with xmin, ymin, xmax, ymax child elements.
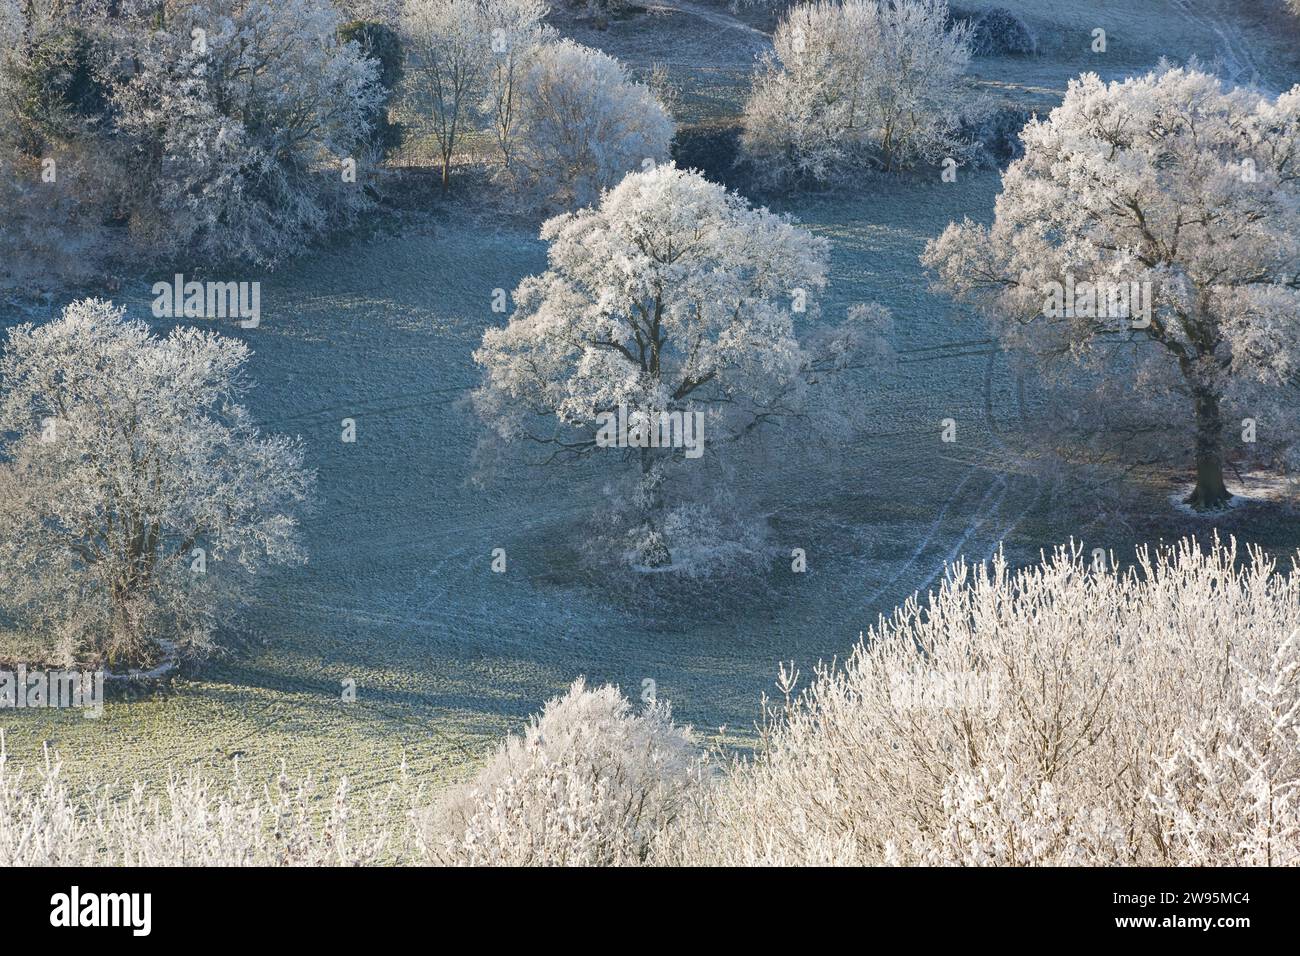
<box><xmin>0</xmin><ymin>0</ymin><xmax>674</xmax><ymax>287</ymax></box>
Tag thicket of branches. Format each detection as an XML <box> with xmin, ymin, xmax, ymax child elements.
<box><xmin>740</xmin><ymin>0</ymin><xmax>979</xmax><ymax>189</ymax></box>
<box><xmin>0</xmin><ymin>0</ymin><xmax>387</xmax><ymax>285</ymax></box>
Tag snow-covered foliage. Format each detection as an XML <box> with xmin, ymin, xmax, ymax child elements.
<box><xmin>656</xmin><ymin>537</ymin><xmax>1300</xmax><ymax>866</ymax></box>
<box><xmin>506</xmin><ymin>40</ymin><xmax>673</xmax><ymax>210</ymax></box>
<box><xmin>472</xmin><ymin>163</ymin><xmax>888</xmax><ymax>568</ymax></box>
<box><xmin>0</xmin><ymin>734</ymin><xmax>395</xmax><ymax>866</ymax></box>
<box><xmin>0</xmin><ymin>0</ymin><xmax>382</xmax><ymax>281</ymax></box>
<box><xmin>112</xmin><ymin>0</ymin><xmax>380</xmax><ymax>268</ymax></box>
<box><xmin>418</xmin><ymin>679</ymin><xmax>707</xmax><ymax>865</ymax></box>
<box><xmin>740</xmin><ymin>0</ymin><xmax>975</xmax><ymax>187</ymax></box>
<box><xmin>0</xmin><ymin>300</ymin><xmax>314</xmax><ymax>667</ymax></box>
<box><xmin>924</xmin><ymin>66</ymin><xmax>1300</xmax><ymax>511</ymax></box>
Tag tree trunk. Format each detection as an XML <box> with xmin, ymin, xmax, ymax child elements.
<box><xmin>1185</xmin><ymin>385</ymin><xmax>1231</xmax><ymax>510</ymax></box>
<box><xmin>637</xmin><ymin>447</ymin><xmax>671</xmax><ymax>567</ymax></box>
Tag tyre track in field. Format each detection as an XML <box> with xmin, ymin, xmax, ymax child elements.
<box><xmin>860</xmin><ymin>339</ymin><xmax>1040</xmax><ymax>617</ymax></box>
<box><xmin>1171</xmin><ymin>0</ymin><xmax>1273</xmax><ymax>90</ymax></box>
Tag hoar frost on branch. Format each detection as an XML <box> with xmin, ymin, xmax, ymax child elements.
<box><xmin>924</xmin><ymin>65</ymin><xmax>1300</xmax><ymax>511</ymax></box>
<box><xmin>655</xmin><ymin>537</ymin><xmax>1300</xmax><ymax>866</ymax></box>
<box><xmin>0</xmin><ymin>300</ymin><xmax>314</xmax><ymax>668</ymax></box>
<box><xmin>471</xmin><ymin>163</ymin><xmax>890</xmax><ymax>569</ymax></box>
<box><xmin>740</xmin><ymin>0</ymin><xmax>976</xmax><ymax>189</ymax></box>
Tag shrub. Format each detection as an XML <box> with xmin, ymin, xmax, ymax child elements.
<box><xmin>967</xmin><ymin>7</ymin><xmax>1036</xmax><ymax>57</ymax></box>
<box><xmin>656</xmin><ymin>537</ymin><xmax>1300</xmax><ymax>865</ymax></box>
<box><xmin>506</xmin><ymin>40</ymin><xmax>673</xmax><ymax>210</ymax></box>
<box><xmin>740</xmin><ymin>0</ymin><xmax>977</xmax><ymax>188</ymax></box>
<box><xmin>418</xmin><ymin>679</ymin><xmax>707</xmax><ymax>865</ymax></box>
<box><xmin>0</xmin><ymin>735</ymin><xmax>395</xmax><ymax>866</ymax></box>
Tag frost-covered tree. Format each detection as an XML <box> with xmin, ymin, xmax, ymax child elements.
<box><xmin>924</xmin><ymin>66</ymin><xmax>1300</xmax><ymax>510</ymax></box>
<box><xmin>740</xmin><ymin>0</ymin><xmax>974</xmax><ymax>187</ymax></box>
<box><xmin>112</xmin><ymin>0</ymin><xmax>380</xmax><ymax>268</ymax></box>
<box><xmin>340</xmin><ymin>19</ymin><xmax>407</xmax><ymax>155</ymax></box>
<box><xmin>0</xmin><ymin>300</ymin><xmax>314</xmax><ymax>667</ymax></box>
<box><xmin>420</xmin><ymin>679</ymin><xmax>706</xmax><ymax>865</ymax></box>
<box><xmin>473</xmin><ymin>163</ymin><xmax>887</xmax><ymax>568</ymax></box>
<box><xmin>479</xmin><ymin>0</ymin><xmax>553</xmax><ymax>172</ymax></box>
<box><xmin>0</xmin><ymin>0</ymin><xmax>113</xmax><ymax>154</ymax></box>
<box><xmin>505</xmin><ymin>40</ymin><xmax>673</xmax><ymax>210</ymax></box>
<box><xmin>401</xmin><ymin>0</ymin><xmax>489</xmax><ymax>193</ymax></box>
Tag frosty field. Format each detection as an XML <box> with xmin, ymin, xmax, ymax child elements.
<box><xmin>2</xmin><ymin>0</ymin><xmax>1299</xmax><ymax>804</ymax></box>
